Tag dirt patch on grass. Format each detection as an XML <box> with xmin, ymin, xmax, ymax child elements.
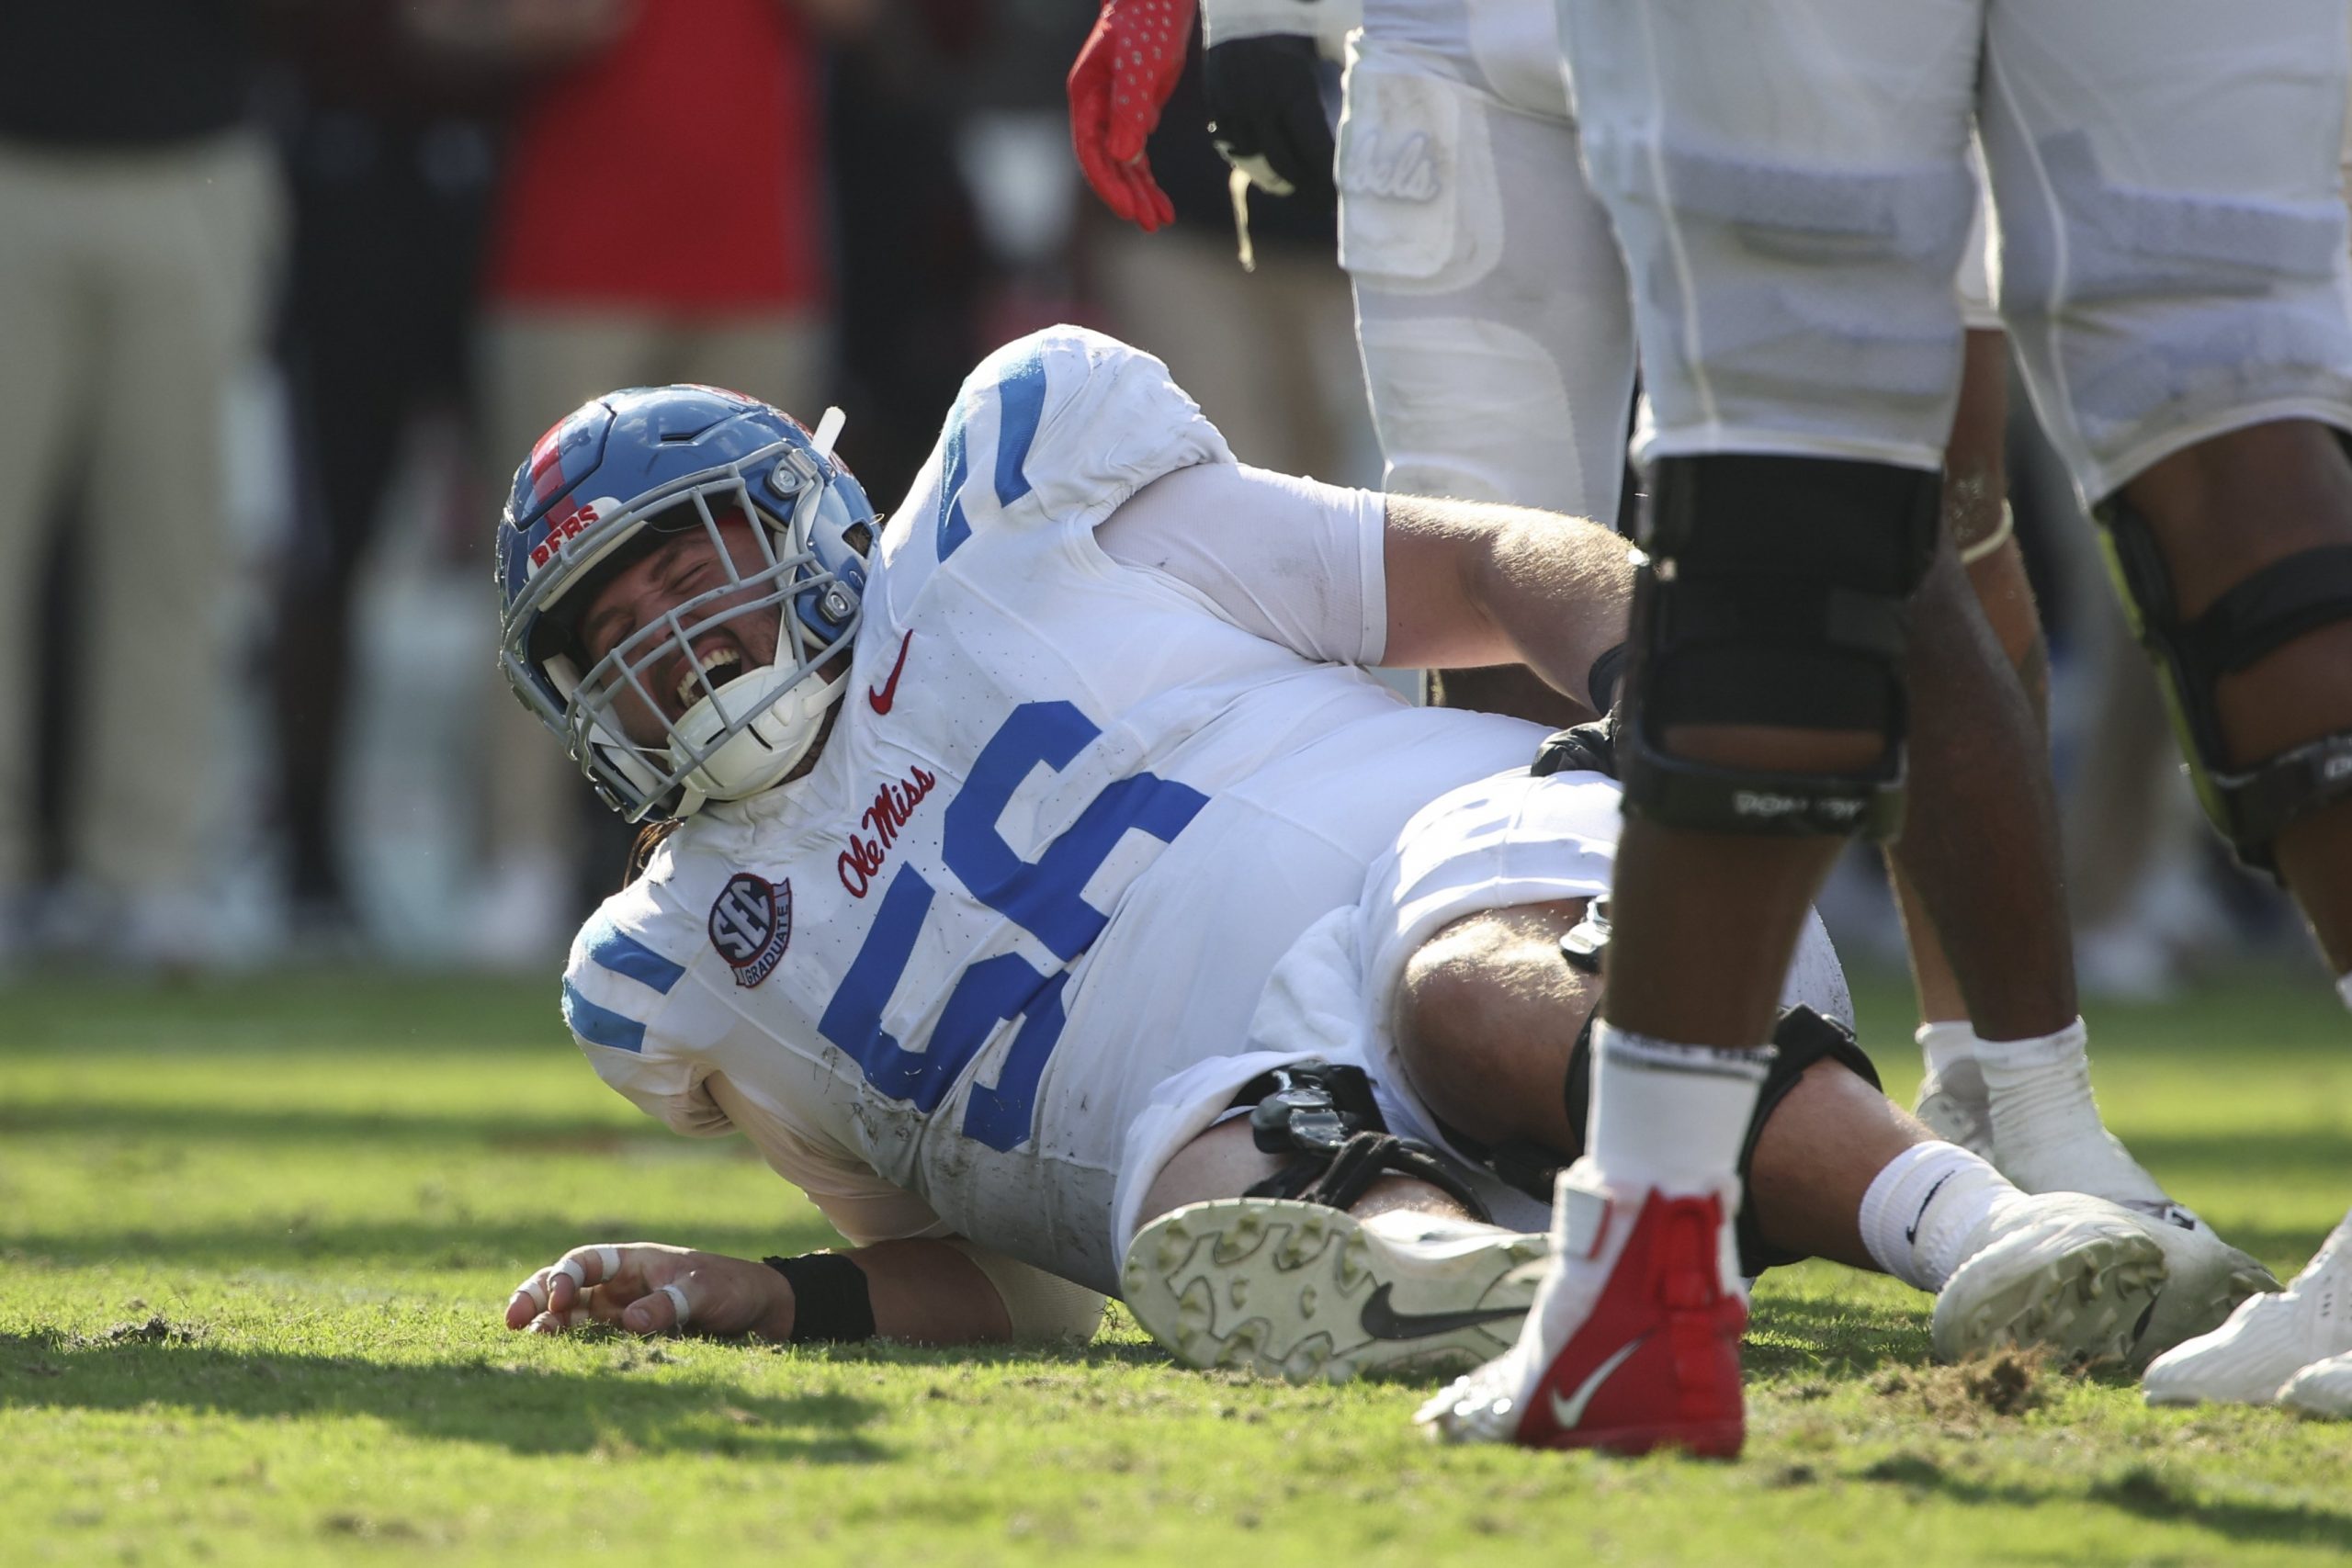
<box><xmin>85</xmin><ymin>1314</ymin><xmax>205</xmax><ymax>1348</ymax></box>
<box><xmin>1872</xmin><ymin>1348</ymin><xmax>2048</xmax><ymax>1420</ymax></box>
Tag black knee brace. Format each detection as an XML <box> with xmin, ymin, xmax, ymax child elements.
<box><xmin>1430</xmin><ymin>1006</ymin><xmax>1882</xmax><ymax>1278</ymax></box>
<box><xmin>2097</xmin><ymin>495</ymin><xmax>2352</xmax><ymax>872</ymax></box>
<box><xmin>1619</xmin><ymin>454</ymin><xmax>1941</xmax><ymax>840</ymax></box>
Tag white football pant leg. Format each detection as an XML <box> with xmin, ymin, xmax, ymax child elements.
<box><xmin>1981</xmin><ymin>0</ymin><xmax>2352</xmax><ymax>502</ymax></box>
<box><xmin>1556</xmin><ymin>0</ymin><xmax>1983</xmax><ymax>468</ymax></box>
<box><xmin>1341</xmin><ymin>38</ymin><xmax>1636</xmax><ymax>521</ymax></box>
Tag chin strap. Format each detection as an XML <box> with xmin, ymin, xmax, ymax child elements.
<box><xmin>673</xmin><ymin>665</ymin><xmax>846</xmax><ymax>813</ymax></box>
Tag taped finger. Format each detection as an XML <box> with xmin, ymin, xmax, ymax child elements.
<box><xmin>511</xmin><ymin>1272</ymin><xmax>551</xmax><ymax>1313</ymax></box>
<box><xmin>548</xmin><ymin>1243</ymin><xmax>627</xmax><ymax>1311</ymax></box>
<box><xmin>555</xmin><ymin>1242</ymin><xmax>621</xmax><ymax>1287</ymax></box>
<box><xmin>528</xmin><ymin>1306</ymin><xmax>596</xmax><ymax>1335</ymax></box>
<box><xmin>659</xmin><ymin>1281</ymin><xmax>692</xmax><ymax>1330</ymax></box>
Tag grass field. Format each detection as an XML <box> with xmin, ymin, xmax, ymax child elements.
<box><xmin>4</xmin><ymin>968</ymin><xmax>2349</xmax><ymax>1566</ymax></box>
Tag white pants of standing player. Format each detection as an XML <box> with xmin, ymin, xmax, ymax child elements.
<box><xmin>1555</xmin><ymin>0</ymin><xmax>2352</xmax><ymax>500</ymax></box>
<box><xmin>0</xmin><ymin>131</ymin><xmax>280</xmax><ymax>919</ymax></box>
<box><xmin>1339</xmin><ymin>0</ymin><xmax>2003</xmax><ymax>527</ymax></box>
<box><xmin>1340</xmin><ymin>6</ymin><xmax>1637</xmax><ymax>523</ymax></box>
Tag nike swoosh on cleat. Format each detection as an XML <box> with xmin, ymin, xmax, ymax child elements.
<box><xmin>867</xmin><ymin>630</ymin><xmax>913</xmax><ymax>714</ymax></box>
<box><xmin>1905</xmin><ymin>1171</ymin><xmax>1957</xmax><ymax>1246</ymax></box>
<box><xmin>1357</xmin><ymin>1283</ymin><xmax>1525</xmax><ymax>1341</ymax></box>
<box><xmin>2131</xmin><ymin>1291</ymin><xmax>2162</xmax><ymax>1347</ymax></box>
<box><xmin>1548</xmin><ymin>1337</ymin><xmax>1645</xmax><ymax>1430</ymax></box>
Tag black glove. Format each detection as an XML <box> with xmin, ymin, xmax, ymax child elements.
<box><xmin>1203</xmin><ymin>34</ymin><xmax>1337</xmax><ymax>215</ymax></box>
<box><xmin>1532</xmin><ymin>706</ymin><xmax>1620</xmax><ymax>781</ymax></box>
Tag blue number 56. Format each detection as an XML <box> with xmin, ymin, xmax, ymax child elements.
<box><xmin>818</xmin><ymin>702</ymin><xmax>1207</xmax><ymax>1151</ymax></box>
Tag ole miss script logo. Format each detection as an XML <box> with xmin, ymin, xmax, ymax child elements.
<box><xmin>708</xmin><ymin>873</ymin><xmax>791</xmax><ymax>988</ymax></box>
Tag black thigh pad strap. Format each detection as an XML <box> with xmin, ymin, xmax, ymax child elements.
<box><xmin>1622</xmin><ymin>454</ymin><xmax>1941</xmax><ymax>840</ymax></box>
<box><xmin>1235</xmin><ymin>1060</ymin><xmax>1494</xmax><ymax>1223</ymax></box>
<box><xmin>2098</xmin><ymin>499</ymin><xmax>2352</xmax><ymax>866</ymax></box>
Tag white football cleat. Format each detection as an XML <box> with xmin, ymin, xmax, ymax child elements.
<box><xmin>1912</xmin><ymin>1059</ymin><xmax>1996</xmax><ymax>1163</ymax></box>
<box><xmin>1121</xmin><ymin>1198</ymin><xmax>1544</xmax><ymax>1383</ymax></box>
<box><xmin>1415</xmin><ymin>1162</ymin><xmax>1749</xmax><ymax>1458</ymax></box>
<box><xmin>2278</xmin><ymin>1353</ymin><xmax>2352</xmax><ymax>1418</ymax></box>
<box><xmin>1933</xmin><ymin>1191</ymin><xmax>2167</xmax><ymax>1366</ymax></box>
<box><xmin>2115</xmin><ymin>1209</ymin><xmax>2278</xmax><ymax>1370</ymax></box>
<box><xmin>2144</xmin><ymin>1223</ymin><xmax>2350</xmax><ymax>1407</ymax></box>
<box><xmin>1926</xmin><ymin>1051</ymin><xmax>2273</xmax><ymax>1353</ymax></box>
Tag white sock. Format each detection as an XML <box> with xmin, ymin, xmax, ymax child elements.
<box><xmin>1971</xmin><ymin>1018</ymin><xmax>2165</xmax><ymax>1203</ymax></box>
<box><xmin>2336</xmin><ymin>972</ymin><xmax>2352</xmax><ymax>1014</ymax></box>
<box><xmin>1916</xmin><ymin>1019</ymin><xmax>1976</xmax><ymax>1079</ymax></box>
<box><xmin>1586</xmin><ymin>1021</ymin><xmax>1770</xmax><ymax>1198</ymax></box>
<box><xmin>1858</xmin><ymin>1140</ymin><xmax>2009</xmax><ymax>1292</ymax></box>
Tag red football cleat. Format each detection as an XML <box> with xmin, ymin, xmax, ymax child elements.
<box><xmin>1419</xmin><ymin>1163</ymin><xmax>1747</xmax><ymax>1459</ymax></box>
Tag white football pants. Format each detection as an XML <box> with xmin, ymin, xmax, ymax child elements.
<box><xmin>1556</xmin><ymin>0</ymin><xmax>2352</xmax><ymax>502</ymax></box>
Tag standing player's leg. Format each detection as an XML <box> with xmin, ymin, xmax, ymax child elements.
<box><xmin>1340</xmin><ymin>7</ymin><xmax>1639</xmax><ymax>728</ymax></box>
<box><xmin>1968</xmin><ymin>0</ymin><xmax>2352</xmax><ymax>1411</ymax></box>
<box><xmin>1445</xmin><ymin>0</ymin><xmax>1983</xmax><ymax>1458</ymax></box>
<box><xmin>1876</xmin><ymin>151</ymin><xmax>2231</xmax><ymax>1264</ymax></box>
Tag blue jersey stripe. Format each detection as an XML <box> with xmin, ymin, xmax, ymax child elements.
<box><xmin>562</xmin><ymin>979</ymin><xmax>648</xmax><ymax>1055</ymax></box>
<box><xmin>581</xmin><ymin>912</ymin><xmax>685</xmax><ymax>995</ymax></box>
<box><xmin>991</xmin><ymin>347</ymin><xmax>1047</xmax><ymax>507</ymax></box>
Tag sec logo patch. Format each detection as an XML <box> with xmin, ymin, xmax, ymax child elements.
<box><xmin>707</xmin><ymin>873</ymin><xmax>790</xmax><ymax>988</ymax></box>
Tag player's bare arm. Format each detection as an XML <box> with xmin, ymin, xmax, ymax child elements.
<box><xmin>505</xmin><ymin>1237</ymin><xmax>1013</xmax><ymax>1344</ymax></box>
<box><xmin>1379</xmin><ymin>494</ymin><xmax>1634</xmax><ymax>718</ymax></box>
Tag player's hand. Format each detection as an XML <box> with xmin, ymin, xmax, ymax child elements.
<box><xmin>503</xmin><ymin>1243</ymin><xmax>794</xmax><ymax>1339</ymax></box>
<box><xmin>1531</xmin><ymin>709</ymin><xmax>1620</xmax><ymax>781</ymax></box>
<box><xmin>1068</xmin><ymin>0</ymin><xmax>1195</xmax><ymax>232</ymax></box>
<box><xmin>1204</xmin><ymin>33</ymin><xmax>1335</xmax><ymax>212</ymax></box>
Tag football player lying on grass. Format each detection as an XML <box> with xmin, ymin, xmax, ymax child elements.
<box><xmin>494</xmin><ymin>328</ymin><xmax>2267</xmax><ymax>1390</ymax></box>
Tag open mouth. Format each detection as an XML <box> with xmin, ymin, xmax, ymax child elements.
<box><xmin>674</xmin><ymin>641</ymin><xmax>749</xmax><ymax>715</ymax></box>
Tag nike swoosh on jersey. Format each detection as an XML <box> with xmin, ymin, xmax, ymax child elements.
<box><xmin>1549</xmin><ymin>1337</ymin><xmax>1645</xmax><ymax>1430</ymax></box>
<box><xmin>867</xmin><ymin>630</ymin><xmax>914</xmax><ymax>714</ymax></box>
<box><xmin>1357</xmin><ymin>1282</ymin><xmax>1524</xmax><ymax>1341</ymax></box>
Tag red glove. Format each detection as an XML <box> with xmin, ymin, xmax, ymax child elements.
<box><xmin>1067</xmin><ymin>0</ymin><xmax>1196</xmax><ymax>232</ymax></box>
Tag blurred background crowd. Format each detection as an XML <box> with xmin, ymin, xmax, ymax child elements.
<box><xmin>0</xmin><ymin>0</ymin><xmax>2295</xmax><ymax>990</ymax></box>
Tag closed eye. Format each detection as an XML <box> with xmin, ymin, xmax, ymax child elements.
<box><xmin>581</xmin><ymin>604</ymin><xmax>635</xmax><ymax>666</ymax></box>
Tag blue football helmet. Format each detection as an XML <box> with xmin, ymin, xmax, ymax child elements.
<box><xmin>495</xmin><ymin>385</ymin><xmax>876</xmax><ymax>821</ymax></box>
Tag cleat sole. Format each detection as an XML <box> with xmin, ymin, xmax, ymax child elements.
<box><xmin>1124</xmin><ymin>1199</ymin><xmax>1541</xmax><ymax>1384</ymax></box>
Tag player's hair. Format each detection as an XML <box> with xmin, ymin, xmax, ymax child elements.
<box><xmin>624</xmin><ymin>818</ymin><xmax>683</xmax><ymax>888</ymax></box>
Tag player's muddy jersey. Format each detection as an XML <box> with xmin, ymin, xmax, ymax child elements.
<box><xmin>555</xmin><ymin>326</ymin><xmax>1548</xmax><ymax>1291</ymax></box>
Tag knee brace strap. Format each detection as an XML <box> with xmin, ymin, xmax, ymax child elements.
<box><xmin>1620</xmin><ymin>454</ymin><xmax>1941</xmax><ymax>840</ymax></box>
<box><xmin>2098</xmin><ymin>497</ymin><xmax>2352</xmax><ymax>868</ymax></box>
<box><xmin>1235</xmin><ymin>1061</ymin><xmax>1493</xmax><ymax>1222</ymax></box>
<box><xmin>1430</xmin><ymin>1005</ymin><xmax>1880</xmax><ymax>1278</ymax></box>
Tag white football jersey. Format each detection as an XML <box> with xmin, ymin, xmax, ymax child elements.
<box><xmin>559</xmin><ymin>327</ymin><xmax>1551</xmax><ymax>1293</ymax></box>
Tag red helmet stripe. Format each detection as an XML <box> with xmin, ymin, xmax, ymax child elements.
<box><xmin>527</xmin><ymin>420</ymin><xmax>573</xmax><ymax>503</ymax></box>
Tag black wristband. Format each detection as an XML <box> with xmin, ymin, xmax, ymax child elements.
<box><xmin>762</xmin><ymin>1252</ymin><xmax>877</xmax><ymax>1343</ymax></box>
